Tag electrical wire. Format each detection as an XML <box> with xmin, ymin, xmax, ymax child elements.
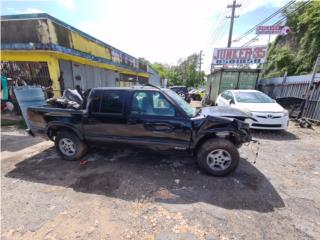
<box><xmin>240</xmin><ymin>0</ymin><xmax>311</xmax><ymax>47</ymax></box>
<box><xmin>233</xmin><ymin>0</ymin><xmax>296</xmax><ymax>43</ymax></box>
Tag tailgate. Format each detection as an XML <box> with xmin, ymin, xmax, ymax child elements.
<box><xmin>13</xmin><ymin>86</ymin><xmax>46</xmax><ymax>129</ymax></box>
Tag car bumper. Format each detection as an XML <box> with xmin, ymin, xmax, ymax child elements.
<box><xmin>245</xmin><ymin>116</ymin><xmax>289</xmax><ymax>130</ymax></box>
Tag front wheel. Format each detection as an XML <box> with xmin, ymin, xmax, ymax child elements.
<box><xmin>55</xmin><ymin>130</ymin><xmax>87</xmax><ymax>161</ymax></box>
<box><xmin>197</xmin><ymin>138</ymin><xmax>239</xmax><ymax>176</ymax></box>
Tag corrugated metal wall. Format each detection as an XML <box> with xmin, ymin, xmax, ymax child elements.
<box><xmin>258</xmin><ymin>73</ymin><xmax>320</xmax><ymax>121</ymax></box>
<box><xmin>59</xmin><ymin>60</ymin><xmax>119</xmax><ymax>90</ymax></box>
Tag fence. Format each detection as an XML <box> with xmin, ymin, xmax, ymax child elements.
<box><xmin>257</xmin><ymin>73</ymin><xmax>320</xmax><ymax>121</ymax></box>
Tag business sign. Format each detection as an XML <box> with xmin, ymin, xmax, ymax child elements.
<box><xmin>212</xmin><ymin>45</ymin><xmax>267</xmax><ymax>65</ymax></box>
<box><xmin>256</xmin><ymin>25</ymin><xmax>291</xmax><ymax>35</ymax></box>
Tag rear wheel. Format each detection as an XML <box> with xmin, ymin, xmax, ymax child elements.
<box><xmin>178</xmin><ymin>92</ymin><xmax>186</xmax><ymax>100</ymax></box>
<box><xmin>55</xmin><ymin>130</ymin><xmax>87</xmax><ymax>161</ymax></box>
<box><xmin>197</xmin><ymin>138</ymin><xmax>239</xmax><ymax>176</ymax></box>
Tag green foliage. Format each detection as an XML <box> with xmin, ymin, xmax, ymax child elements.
<box><xmin>263</xmin><ymin>1</ymin><xmax>320</xmax><ymax>78</ymax></box>
<box><xmin>151</xmin><ymin>53</ymin><xmax>205</xmax><ymax>87</ymax></box>
<box><xmin>1</xmin><ymin>119</ymin><xmax>26</xmax><ymax>129</ymax></box>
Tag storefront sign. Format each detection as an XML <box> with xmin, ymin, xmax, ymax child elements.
<box><xmin>212</xmin><ymin>45</ymin><xmax>268</xmax><ymax>65</ymax></box>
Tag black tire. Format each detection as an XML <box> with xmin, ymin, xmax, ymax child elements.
<box><xmin>197</xmin><ymin>138</ymin><xmax>239</xmax><ymax>176</ymax></box>
<box><xmin>178</xmin><ymin>92</ymin><xmax>186</xmax><ymax>100</ymax></box>
<box><xmin>54</xmin><ymin>130</ymin><xmax>87</xmax><ymax>161</ymax></box>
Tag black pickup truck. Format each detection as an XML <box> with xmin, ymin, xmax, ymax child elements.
<box><xmin>27</xmin><ymin>86</ymin><xmax>252</xmax><ymax>176</ymax></box>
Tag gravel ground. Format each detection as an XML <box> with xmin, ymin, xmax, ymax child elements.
<box><xmin>1</xmin><ymin>122</ymin><xmax>320</xmax><ymax>240</ymax></box>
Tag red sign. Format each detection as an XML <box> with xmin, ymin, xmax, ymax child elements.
<box><xmin>212</xmin><ymin>46</ymin><xmax>267</xmax><ymax>65</ymax></box>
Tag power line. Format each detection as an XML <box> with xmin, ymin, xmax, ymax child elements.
<box><xmin>233</xmin><ymin>0</ymin><xmax>296</xmax><ymax>43</ymax></box>
<box><xmin>209</xmin><ymin>7</ymin><xmax>229</xmax><ymax>44</ymax></box>
<box><xmin>241</xmin><ymin>0</ymin><xmax>311</xmax><ymax>47</ymax></box>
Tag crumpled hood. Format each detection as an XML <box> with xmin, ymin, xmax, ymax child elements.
<box><xmin>235</xmin><ymin>102</ymin><xmax>284</xmax><ymax>113</ymax></box>
<box><xmin>200</xmin><ymin>106</ymin><xmax>254</xmax><ymax>121</ymax></box>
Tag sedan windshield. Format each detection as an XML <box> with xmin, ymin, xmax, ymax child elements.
<box><xmin>234</xmin><ymin>91</ymin><xmax>274</xmax><ymax>103</ymax></box>
<box><xmin>164</xmin><ymin>89</ymin><xmax>196</xmax><ymax>117</ymax></box>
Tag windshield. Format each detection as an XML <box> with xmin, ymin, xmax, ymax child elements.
<box><xmin>234</xmin><ymin>91</ymin><xmax>274</xmax><ymax>103</ymax></box>
<box><xmin>164</xmin><ymin>89</ymin><xmax>196</xmax><ymax>117</ymax></box>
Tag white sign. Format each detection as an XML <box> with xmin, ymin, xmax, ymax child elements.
<box><xmin>212</xmin><ymin>45</ymin><xmax>268</xmax><ymax>65</ymax></box>
<box><xmin>256</xmin><ymin>25</ymin><xmax>291</xmax><ymax>35</ymax></box>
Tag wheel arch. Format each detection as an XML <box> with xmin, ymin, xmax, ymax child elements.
<box><xmin>46</xmin><ymin>122</ymin><xmax>84</xmax><ymax>141</ymax></box>
<box><xmin>193</xmin><ymin>131</ymin><xmax>240</xmax><ymax>156</ymax></box>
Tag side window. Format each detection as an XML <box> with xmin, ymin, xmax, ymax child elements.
<box><xmin>221</xmin><ymin>91</ymin><xmax>228</xmax><ymax>99</ymax></box>
<box><xmin>229</xmin><ymin>92</ymin><xmax>235</xmax><ymax>103</ymax></box>
<box><xmin>131</xmin><ymin>91</ymin><xmax>175</xmax><ymax>117</ymax></box>
<box><xmin>91</xmin><ymin>91</ymin><xmax>124</xmax><ymax>114</ymax></box>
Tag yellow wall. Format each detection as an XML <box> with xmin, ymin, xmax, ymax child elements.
<box><xmin>70</xmin><ymin>31</ymin><xmax>112</xmax><ymax>60</ymax></box>
<box><xmin>1</xmin><ymin>51</ymin><xmax>62</xmax><ymax>96</ymax></box>
<box><xmin>1</xmin><ymin>50</ymin><xmax>149</xmax><ymax>97</ymax></box>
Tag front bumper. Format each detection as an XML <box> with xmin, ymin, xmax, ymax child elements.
<box><xmin>245</xmin><ymin>114</ymin><xmax>289</xmax><ymax>130</ymax></box>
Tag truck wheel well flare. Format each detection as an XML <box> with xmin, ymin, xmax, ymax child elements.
<box><xmin>194</xmin><ymin>133</ymin><xmax>238</xmax><ymax>156</ymax></box>
<box><xmin>47</xmin><ymin>126</ymin><xmax>81</xmax><ymax>141</ymax></box>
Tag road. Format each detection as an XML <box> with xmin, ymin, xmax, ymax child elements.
<box><xmin>1</xmin><ymin>123</ymin><xmax>320</xmax><ymax>239</ymax></box>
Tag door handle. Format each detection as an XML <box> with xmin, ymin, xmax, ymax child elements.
<box><xmin>128</xmin><ymin>118</ymin><xmax>138</xmax><ymax>124</ymax></box>
<box><xmin>87</xmin><ymin>118</ymin><xmax>97</xmax><ymax>124</ymax></box>
<box><xmin>144</xmin><ymin>122</ymin><xmax>174</xmax><ymax>132</ymax></box>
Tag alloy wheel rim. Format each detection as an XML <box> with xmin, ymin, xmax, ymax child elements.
<box><xmin>206</xmin><ymin>149</ymin><xmax>232</xmax><ymax>171</ymax></box>
<box><xmin>59</xmin><ymin>138</ymin><xmax>76</xmax><ymax>156</ymax></box>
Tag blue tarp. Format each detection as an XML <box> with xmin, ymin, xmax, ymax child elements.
<box><xmin>13</xmin><ymin>86</ymin><xmax>45</xmax><ymax>129</ymax></box>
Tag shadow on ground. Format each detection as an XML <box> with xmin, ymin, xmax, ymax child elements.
<box><xmin>251</xmin><ymin>129</ymin><xmax>299</xmax><ymax>141</ymax></box>
<box><xmin>1</xmin><ymin>133</ymin><xmax>44</xmax><ymax>152</ymax></box>
<box><xmin>5</xmin><ymin>147</ymin><xmax>285</xmax><ymax>213</ymax></box>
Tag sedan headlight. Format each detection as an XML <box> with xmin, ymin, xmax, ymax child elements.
<box><xmin>240</xmin><ymin>108</ymin><xmax>254</xmax><ymax>117</ymax></box>
<box><xmin>283</xmin><ymin>109</ymin><xmax>289</xmax><ymax>117</ymax></box>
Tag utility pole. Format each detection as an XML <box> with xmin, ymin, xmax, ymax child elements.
<box><xmin>199</xmin><ymin>50</ymin><xmax>203</xmax><ymax>72</ymax></box>
<box><xmin>199</xmin><ymin>50</ymin><xmax>204</xmax><ymax>81</ymax></box>
<box><xmin>226</xmin><ymin>0</ymin><xmax>241</xmax><ymax>47</ymax></box>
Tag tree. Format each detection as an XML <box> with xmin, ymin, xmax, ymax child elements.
<box><xmin>263</xmin><ymin>1</ymin><xmax>320</xmax><ymax>77</ymax></box>
<box><xmin>150</xmin><ymin>53</ymin><xmax>205</xmax><ymax>87</ymax></box>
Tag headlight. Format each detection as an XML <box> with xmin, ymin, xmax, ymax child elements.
<box><xmin>240</xmin><ymin>108</ymin><xmax>254</xmax><ymax>117</ymax></box>
<box><xmin>283</xmin><ymin>109</ymin><xmax>289</xmax><ymax>117</ymax></box>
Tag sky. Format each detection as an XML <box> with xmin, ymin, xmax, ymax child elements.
<box><xmin>1</xmin><ymin>0</ymin><xmax>290</xmax><ymax>73</ymax></box>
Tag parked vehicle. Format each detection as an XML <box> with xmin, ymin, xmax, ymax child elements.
<box><xmin>169</xmin><ymin>86</ymin><xmax>189</xmax><ymax>101</ymax></box>
<box><xmin>186</xmin><ymin>88</ymin><xmax>205</xmax><ymax>102</ymax></box>
<box><xmin>26</xmin><ymin>86</ymin><xmax>253</xmax><ymax>176</ymax></box>
<box><xmin>216</xmin><ymin>89</ymin><xmax>289</xmax><ymax>130</ymax></box>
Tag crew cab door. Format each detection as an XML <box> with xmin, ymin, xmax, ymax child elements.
<box><xmin>83</xmin><ymin>89</ymin><xmax>128</xmax><ymax>141</ymax></box>
<box><xmin>125</xmin><ymin>90</ymin><xmax>192</xmax><ymax>151</ymax></box>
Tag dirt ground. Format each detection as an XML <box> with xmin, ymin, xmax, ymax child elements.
<box><xmin>1</xmin><ymin>122</ymin><xmax>320</xmax><ymax>240</ymax></box>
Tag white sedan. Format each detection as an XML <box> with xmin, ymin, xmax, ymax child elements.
<box><xmin>216</xmin><ymin>90</ymin><xmax>289</xmax><ymax>130</ymax></box>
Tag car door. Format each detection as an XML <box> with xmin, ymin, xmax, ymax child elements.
<box><xmin>125</xmin><ymin>90</ymin><xmax>192</xmax><ymax>151</ymax></box>
<box><xmin>83</xmin><ymin>89</ymin><xmax>128</xmax><ymax>142</ymax></box>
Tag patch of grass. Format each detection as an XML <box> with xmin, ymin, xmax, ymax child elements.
<box><xmin>1</xmin><ymin>119</ymin><xmax>27</xmax><ymax>129</ymax></box>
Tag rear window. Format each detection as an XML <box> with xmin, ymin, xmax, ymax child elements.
<box><xmin>90</xmin><ymin>90</ymin><xmax>124</xmax><ymax>114</ymax></box>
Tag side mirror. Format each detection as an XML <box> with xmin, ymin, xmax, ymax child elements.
<box><xmin>228</xmin><ymin>99</ymin><xmax>234</xmax><ymax>105</ymax></box>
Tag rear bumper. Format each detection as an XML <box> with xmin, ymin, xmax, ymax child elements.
<box><xmin>26</xmin><ymin>126</ymin><xmax>48</xmax><ymax>139</ymax></box>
